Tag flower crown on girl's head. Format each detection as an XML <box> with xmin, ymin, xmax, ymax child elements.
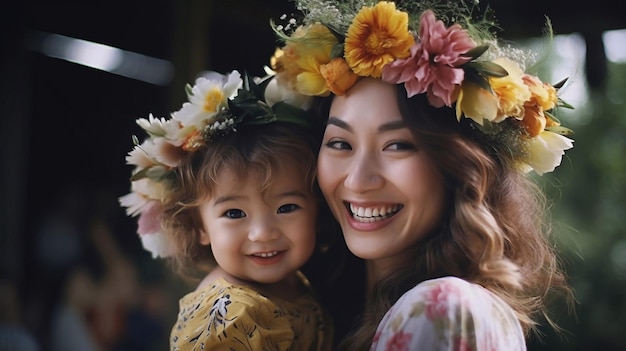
<box><xmin>120</xmin><ymin>70</ymin><xmax>318</xmax><ymax>258</ymax></box>
<box><xmin>270</xmin><ymin>0</ymin><xmax>574</xmax><ymax>175</ymax></box>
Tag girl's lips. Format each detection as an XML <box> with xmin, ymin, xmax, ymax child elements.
<box><xmin>247</xmin><ymin>250</ymin><xmax>286</xmax><ymax>266</ymax></box>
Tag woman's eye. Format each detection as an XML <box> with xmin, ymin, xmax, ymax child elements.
<box><xmin>324</xmin><ymin>139</ymin><xmax>352</xmax><ymax>150</ymax></box>
<box><xmin>385</xmin><ymin>141</ymin><xmax>416</xmax><ymax>151</ymax></box>
<box><xmin>277</xmin><ymin>204</ymin><xmax>300</xmax><ymax>214</ymax></box>
<box><xmin>223</xmin><ymin>209</ymin><xmax>246</xmax><ymax>218</ymax></box>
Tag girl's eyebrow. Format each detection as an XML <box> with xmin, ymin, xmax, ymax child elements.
<box><xmin>213</xmin><ymin>195</ymin><xmax>245</xmax><ymax>205</ymax></box>
<box><xmin>274</xmin><ymin>190</ymin><xmax>308</xmax><ymax>199</ymax></box>
<box><xmin>327</xmin><ymin>116</ymin><xmax>407</xmax><ymax>133</ymax></box>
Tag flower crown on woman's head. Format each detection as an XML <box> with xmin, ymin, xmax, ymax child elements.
<box><xmin>269</xmin><ymin>0</ymin><xmax>574</xmax><ymax>175</ymax></box>
<box><xmin>119</xmin><ymin>70</ymin><xmax>318</xmax><ymax>258</ymax></box>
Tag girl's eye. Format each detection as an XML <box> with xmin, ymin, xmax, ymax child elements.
<box><xmin>277</xmin><ymin>203</ymin><xmax>300</xmax><ymax>214</ymax></box>
<box><xmin>224</xmin><ymin>209</ymin><xmax>246</xmax><ymax>218</ymax></box>
<box><xmin>324</xmin><ymin>139</ymin><xmax>352</xmax><ymax>150</ymax></box>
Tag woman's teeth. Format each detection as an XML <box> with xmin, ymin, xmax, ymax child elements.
<box><xmin>349</xmin><ymin>203</ymin><xmax>402</xmax><ymax>222</ymax></box>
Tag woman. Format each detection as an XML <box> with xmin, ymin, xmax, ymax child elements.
<box><xmin>269</xmin><ymin>1</ymin><xmax>576</xmax><ymax>349</ymax></box>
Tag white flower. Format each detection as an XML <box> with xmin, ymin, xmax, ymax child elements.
<box><xmin>119</xmin><ymin>191</ymin><xmax>148</xmax><ymax>217</ymax></box>
<box><xmin>126</xmin><ymin>140</ymin><xmax>158</xmax><ymax>168</ymax></box>
<box><xmin>126</xmin><ymin>137</ymin><xmax>183</xmax><ymax>169</ymax></box>
<box><xmin>264</xmin><ymin>77</ymin><xmax>314</xmax><ymax>110</ymax></box>
<box><xmin>526</xmin><ymin>131</ymin><xmax>574</xmax><ymax>175</ymax></box>
<box><xmin>140</xmin><ymin>232</ymin><xmax>175</xmax><ymax>259</ymax></box>
<box><xmin>132</xmin><ymin>177</ymin><xmax>168</xmax><ymax>201</ymax></box>
<box><xmin>136</xmin><ymin>113</ymin><xmax>180</xmax><ymax>137</ymax></box>
<box><xmin>173</xmin><ymin>70</ymin><xmax>242</xmax><ymax>129</ymax></box>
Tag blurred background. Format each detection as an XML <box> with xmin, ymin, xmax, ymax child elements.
<box><xmin>0</xmin><ymin>0</ymin><xmax>624</xmax><ymax>350</ymax></box>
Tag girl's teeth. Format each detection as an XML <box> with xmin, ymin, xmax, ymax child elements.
<box><xmin>254</xmin><ymin>251</ymin><xmax>278</xmax><ymax>258</ymax></box>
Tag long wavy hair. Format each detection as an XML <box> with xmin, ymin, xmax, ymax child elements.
<box><xmin>158</xmin><ymin>122</ymin><xmax>323</xmax><ymax>282</ymax></box>
<box><xmin>315</xmin><ymin>84</ymin><xmax>574</xmax><ymax>351</ymax></box>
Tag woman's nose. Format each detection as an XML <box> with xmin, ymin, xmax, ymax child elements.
<box><xmin>248</xmin><ymin>217</ymin><xmax>281</xmax><ymax>242</ymax></box>
<box><xmin>343</xmin><ymin>152</ymin><xmax>384</xmax><ymax>193</ymax></box>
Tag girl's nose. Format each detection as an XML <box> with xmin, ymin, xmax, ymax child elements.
<box><xmin>248</xmin><ymin>217</ymin><xmax>281</xmax><ymax>242</ymax></box>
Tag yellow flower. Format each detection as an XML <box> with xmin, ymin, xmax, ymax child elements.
<box><xmin>273</xmin><ymin>23</ymin><xmax>338</xmax><ymax>96</ymax></box>
<box><xmin>489</xmin><ymin>58</ymin><xmax>531</xmax><ymax>121</ymax></box>
<box><xmin>320</xmin><ymin>58</ymin><xmax>359</xmax><ymax>96</ymax></box>
<box><xmin>524</xmin><ymin>74</ymin><xmax>558</xmax><ymax>111</ymax></box>
<box><xmin>344</xmin><ymin>1</ymin><xmax>414</xmax><ymax>78</ymax></box>
<box><xmin>455</xmin><ymin>80</ymin><xmax>498</xmax><ymax>124</ymax></box>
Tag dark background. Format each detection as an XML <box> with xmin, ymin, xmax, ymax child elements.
<box><xmin>1</xmin><ymin>0</ymin><xmax>625</xmax><ymax>350</ymax></box>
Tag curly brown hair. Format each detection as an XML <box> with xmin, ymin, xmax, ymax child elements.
<box><xmin>157</xmin><ymin>122</ymin><xmax>323</xmax><ymax>282</ymax></box>
<box><xmin>314</xmin><ymin>85</ymin><xmax>575</xmax><ymax>351</ymax></box>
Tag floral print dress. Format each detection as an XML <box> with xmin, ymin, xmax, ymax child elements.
<box><xmin>370</xmin><ymin>276</ymin><xmax>526</xmax><ymax>351</ymax></box>
<box><xmin>170</xmin><ymin>275</ymin><xmax>333</xmax><ymax>351</ymax></box>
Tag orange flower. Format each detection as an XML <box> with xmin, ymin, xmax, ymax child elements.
<box><xmin>520</xmin><ymin>104</ymin><xmax>546</xmax><ymax>137</ymax></box>
<box><xmin>344</xmin><ymin>1</ymin><xmax>414</xmax><ymax>78</ymax></box>
<box><xmin>520</xmin><ymin>75</ymin><xmax>559</xmax><ymax>137</ymax></box>
<box><xmin>524</xmin><ymin>74</ymin><xmax>558</xmax><ymax>111</ymax></box>
<box><xmin>320</xmin><ymin>58</ymin><xmax>359</xmax><ymax>95</ymax></box>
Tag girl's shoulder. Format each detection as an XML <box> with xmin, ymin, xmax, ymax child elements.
<box><xmin>171</xmin><ymin>278</ymin><xmax>293</xmax><ymax>349</ymax></box>
<box><xmin>370</xmin><ymin>276</ymin><xmax>526</xmax><ymax>351</ymax></box>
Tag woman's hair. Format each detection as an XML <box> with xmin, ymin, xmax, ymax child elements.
<box><xmin>159</xmin><ymin>122</ymin><xmax>322</xmax><ymax>281</ymax></box>
<box><xmin>318</xmin><ymin>84</ymin><xmax>574</xmax><ymax>351</ymax></box>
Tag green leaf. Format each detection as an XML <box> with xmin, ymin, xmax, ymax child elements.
<box><xmin>466</xmin><ymin>61</ymin><xmax>509</xmax><ymax>78</ymax></box>
<box><xmin>130</xmin><ymin>167</ymin><xmax>151</xmax><ymax>181</ymax></box>
<box><xmin>558</xmin><ymin>99</ymin><xmax>575</xmax><ymax>110</ymax></box>
<box><xmin>272</xmin><ymin>102</ymin><xmax>316</xmax><ymax>129</ymax></box>
<box><xmin>545</xmin><ymin>125</ymin><xmax>574</xmax><ymax>136</ymax></box>
<box><xmin>463</xmin><ymin>67</ymin><xmax>494</xmax><ymax>92</ymax></box>
<box><xmin>462</xmin><ymin>45</ymin><xmax>489</xmax><ymax>59</ymax></box>
<box><xmin>325</xmin><ymin>24</ymin><xmax>346</xmax><ymax>43</ymax></box>
<box><xmin>331</xmin><ymin>43</ymin><xmax>344</xmax><ymax>59</ymax></box>
<box><xmin>553</xmin><ymin>77</ymin><xmax>568</xmax><ymax>89</ymax></box>
<box><xmin>545</xmin><ymin>110</ymin><xmax>561</xmax><ymax>124</ymax></box>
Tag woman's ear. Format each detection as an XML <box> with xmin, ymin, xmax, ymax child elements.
<box><xmin>199</xmin><ymin>229</ymin><xmax>210</xmax><ymax>246</ymax></box>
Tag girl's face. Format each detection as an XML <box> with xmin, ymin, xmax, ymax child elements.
<box><xmin>317</xmin><ymin>78</ymin><xmax>446</xmax><ymax>275</ymax></box>
<box><xmin>198</xmin><ymin>163</ymin><xmax>317</xmax><ymax>285</ymax></box>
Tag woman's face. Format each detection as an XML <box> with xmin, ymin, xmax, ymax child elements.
<box><xmin>317</xmin><ymin>78</ymin><xmax>446</xmax><ymax>271</ymax></box>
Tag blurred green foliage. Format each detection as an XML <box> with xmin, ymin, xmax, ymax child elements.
<box><xmin>529</xmin><ymin>37</ymin><xmax>626</xmax><ymax>350</ymax></box>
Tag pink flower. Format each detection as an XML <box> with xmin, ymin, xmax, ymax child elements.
<box><xmin>424</xmin><ymin>280</ymin><xmax>463</xmax><ymax>320</ymax></box>
<box><xmin>453</xmin><ymin>336</ymin><xmax>474</xmax><ymax>351</ymax></box>
<box><xmin>384</xmin><ymin>331</ymin><xmax>413</xmax><ymax>351</ymax></box>
<box><xmin>137</xmin><ymin>200</ymin><xmax>163</xmax><ymax>235</ymax></box>
<box><xmin>382</xmin><ymin>10</ymin><xmax>475</xmax><ymax>107</ymax></box>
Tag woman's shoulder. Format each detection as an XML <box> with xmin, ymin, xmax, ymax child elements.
<box><xmin>370</xmin><ymin>276</ymin><xmax>526</xmax><ymax>351</ymax></box>
<box><xmin>395</xmin><ymin>276</ymin><xmax>521</xmax><ymax>324</ymax></box>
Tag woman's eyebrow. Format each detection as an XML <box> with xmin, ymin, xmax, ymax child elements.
<box><xmin>327</xmin><ymin>116</ymin><xmax>352</xmax><ymax>132</ymax></box>
<box><xmin>378</xmin><ymin>120</ymin><xmax>407</xmax><ymax>132</ymax></box>
<box><xmin>327</xmin><ymin>116</ymin><xmax>407</xmax><ymax>133</ymax></box>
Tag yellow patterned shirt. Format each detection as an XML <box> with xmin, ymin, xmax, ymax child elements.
<box><xmin>170</xmin><ymin>274</ymin><xmax>333</xmax><ymax>351</ymax></box>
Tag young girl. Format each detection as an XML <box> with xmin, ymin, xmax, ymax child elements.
<box><xmin>269</xmin><ymin>1</ymin><xmax>576</xmax><ymax>350</ymax></box>
<box><xmin>119</xmin><ymin>70</ymin><xmax>333</xmax><ymax>350</ymax></box>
